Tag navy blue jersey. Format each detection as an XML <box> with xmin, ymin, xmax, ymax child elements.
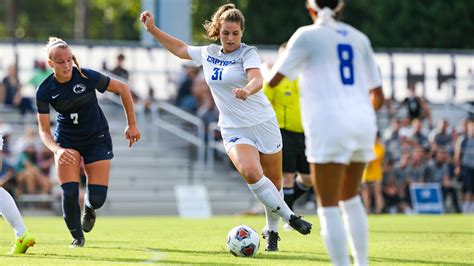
<box><xmin>36</xmin><ymin>67</ymin><xmax>111</xmax><ymax>145</ymax></box>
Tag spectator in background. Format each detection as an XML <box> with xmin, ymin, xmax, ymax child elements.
<box><xmin>401</xmin><ymin>82</ymin><xmax>432</xmax><ymax>128</ymax></box>
<box><xmin>175</xmin><ymin>64</ymin><xmax>200</xmax><ymax>113</ymax></box>
<box><xmin>409</xmin><ymin>118</ymin><xmax>429</xmax><ymax>148</ymax></box>
<box><xmin>0</xmin><ymin>64</ymin><xmax>34</xmax><ymax>115</ymax></box>
<box><xmin>392</xmin><ymin>152</ymin><xmax>414</xmax><ymax>213</ymax></box>
<box><xmin>361</xmin><ymin>132</ymin><xmax>385</xmax><ymax>214</ymax></box>
<box><xmin>425</xmin><ymin>148</ymin><xmax>461</xmax><ymax>213</ymax></box>
<box><xmin>429</xmin><ymin>118</ymin><xmax>453</xmax><ymax>154</ymax></box>
<box><xmin>111</xmin><ymin>54</ymin><xmax>130</xmax><ymax>81</ymax></box>
<box><xmin>192</xmin><ymin>76</ymin><xmax>218</xmax><ymax>131</ymax></box>
<box><xmin>29</xmin><ymin>60</ymin><xmax>52</xmax><ymax>88</ymax></box>
<box><xmin>14</xmin><ymin>143</ymin><xmax>51</xmax><ymax>195</ymax></box>
<box><xmin>454</xmin><ymin>117</ymin><xmax>474</xmax><ymax>213</ymax></box>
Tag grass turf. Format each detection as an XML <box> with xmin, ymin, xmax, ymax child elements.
<box><xmin>0</xmin><ymin>214</ymin><xmax>472</xmax><ymax>265</ymax></box>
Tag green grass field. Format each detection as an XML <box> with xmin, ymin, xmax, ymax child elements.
<box><xmin>0</xmin><ymin>215</ymin><xmax>472</xmax><ymax>265</ymax></box>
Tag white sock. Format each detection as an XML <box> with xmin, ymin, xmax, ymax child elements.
<box><xmin>0</xmin><ymin>188</ymin><xmax>27</xmax><ymax>238</ymax></box>
<box><xmin>318</xmin><ymin>206</ymin><xmax>350</xmax><ymax>266</ymax></box>
<box><xmin>265</xmin><ymin>189</ymin><xmax>284</xmax><ymax>232</ymax></box>
<box><xmin>248</xmin><ymin>176</ymin><xmax>294</xmax><ymax>222</ymax></box>
<box><xmin>339</xmin><ymin>195</ymin><xmax>368</xmax><ymax>266</ymax></box>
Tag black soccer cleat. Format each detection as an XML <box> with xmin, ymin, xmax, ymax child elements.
<box><xmin>262</xmin><ymin>230</ymin><xmax>280</xmax><ymax>252</ymax></box>
<box><xmin>288</xmin><ymin>214</ymin><xmax>312</xmax><ymax>235</ymax></box>
<box><xmin>69</xmin><ymin>237</ymin><xmax>85</xmax><ymax>248</ymax></box>
<box><xmin>82</xmin><ymin>206</ymin><xmax>96</xmax><ymax>233</ymax></box>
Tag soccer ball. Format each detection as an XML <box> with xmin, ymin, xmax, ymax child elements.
<box><xmin>226</xmin><ymin>225</ymin><xmax>260</xmax><ymax>257</ymax></box>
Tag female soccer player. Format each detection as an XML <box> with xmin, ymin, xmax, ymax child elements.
<box><xmin>1</xmin><ymin>134</ymin><xmax>36</xmax><ymax>254</ymax></box>
<box><xmin>268</xmin><ymin>0</ymin><xmax>384</xmax><ymax>265</ymax></box>
<box><xmin>140</xmin><ymin>3</ymin><xmax>312</xmax><ymax>252</ymax></box>
<box><xmin>36</xmin><ymin>37</ymin><xmax>140</xmax><ymax>248</ymax></box>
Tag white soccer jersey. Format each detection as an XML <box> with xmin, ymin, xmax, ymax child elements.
<box><xmin>273</xmin><ymin>17</ymin><xmax>382</xmax><ymax>164</ymax></box>
<box><xmin>188</xmin><ymin>44</ymin><xmax>275</xmax><ymax>128</ymax></box>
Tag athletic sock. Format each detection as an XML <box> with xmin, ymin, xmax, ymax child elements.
<box><xmin>85</xmin><ymin>184</ymin><xmax>108</xmax><ymax>209</ymax></box>
<box><xmin>283</xmin><ymin>187</ymin><xmax>295</xmax><ymax>210</ymax></box>
<box><xmin>61</xmin><ymin>182</ymin><xmax>83</xmax><ymax>239</ymax></box>
<box><xmin>248</xmin><ymin>176</ymin><xmax>294</xmax><ymax>222</ymax></box>
<box><xmin>339</xmin><ymin>195</ymin><xmax>368</xmax><ymax>266</ymax></box>
<box><xmin>293</xmin><ymin>178</ymin><xmax>311</xmax><ymax>201</ymax></box>
<box><xmin>0</xmin><ymin>187</ymin><xmax>26</xmax><ymax>237</ymax></box>
<box><xmin>318</xmin><ymin>206</ymin><xmax>350</xmax><ymax>266</ymax></box>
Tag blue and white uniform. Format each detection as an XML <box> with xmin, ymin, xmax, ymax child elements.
<box><xmin>273</xmin><ymin>14</ymin><xmax>382</xmax><ymax>164</ymax></box>
<box><xmin>36</xmin><ymin>67</ymin><xmax>114</xmax><ymax>164</ymax></box>
<box><xmin>188</xmin><ymin>44</ymin><xmax>281</xmax><ymax>153</ymax></box>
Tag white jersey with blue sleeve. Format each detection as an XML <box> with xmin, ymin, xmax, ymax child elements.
<box><xmin>187</xmin><ymin>44</ymin><xmax>275</xmax><ymax>128</ymax></box>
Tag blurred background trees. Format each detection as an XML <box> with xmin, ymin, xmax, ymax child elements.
<box><xmin>0</xmin><ymin>0</ymin><xmax>472</xmax><ymax>48</ymax></box>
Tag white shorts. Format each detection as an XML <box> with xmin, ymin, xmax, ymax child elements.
<box><xmin>221</xmin><ymin>118</ymin><xmax>282</xmax><ymax>154</ymax></box>
<box><xmin>304</xmin><ymin>109</ymin><xmax>376</xmax><ymax>164</ymax></box>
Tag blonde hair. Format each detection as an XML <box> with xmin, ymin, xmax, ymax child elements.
<box><xmin>46</xmin><ymin>37</ymin><xmax>87</xmax><ymax>79</ymax></box>
<box><xmin>203</xmin><ymin>3</ymin><xmax>245</xmax><ymax>41</ymax></box>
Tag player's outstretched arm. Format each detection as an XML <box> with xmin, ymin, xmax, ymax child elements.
<box><xmin>106</xmin><ymin>78</ymin><xmax>141</xmax><ymax>147</ymax></box>
<box><xmin>140</xmin><ymin>10</ymin><xmax>191</xmax><ymax>60</ymax></box>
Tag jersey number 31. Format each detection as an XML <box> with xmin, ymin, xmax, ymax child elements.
<box><xmin>337</xmin><ymin>44</ymin><xmax>354</xmax><ymax>85</ymax></box>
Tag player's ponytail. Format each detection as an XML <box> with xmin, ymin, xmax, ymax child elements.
<box><xmin>203</xmin><ymin>3</ymin><xmax>245</xmax><ymax>41</ymax></box>
<box><xmin>46</xmin><ymin>36</ymin><xmax>87</xmax><ymax>79</ymax></box>
<box><xmin>72</xmin><ymin>55</ymin><xmax>87</xmax><ymax>79</ymax></box>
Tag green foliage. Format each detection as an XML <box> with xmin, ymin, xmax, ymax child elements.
<box><xmin>0</xmin><ymin>215</ymin><xmax>472</xmax><ymax>264</ymax></box>
<box><xmin>0</xmin><ymin>0</ymin><xmax>472</xmax><ymax>48</ymax></box>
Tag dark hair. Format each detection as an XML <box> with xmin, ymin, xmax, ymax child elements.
<box><xmin>316</xmin><ymin>0</ymin><xmax>339</xmax><ymax>10</ymax></box>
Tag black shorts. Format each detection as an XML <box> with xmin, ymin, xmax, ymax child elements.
<box><xmin>57</xmin><ymin>132</ymin><xmax>114</xmax><ymax>165</ymax></box>
<box><xmin>461</xmin><ymin>166</ymin><xmax>474</xmax><ymax>194</ymax></box>
<box><xmin>281</xmin><ymin>128</ymin><xmax>309</xmax><ymax>174</ymax></box>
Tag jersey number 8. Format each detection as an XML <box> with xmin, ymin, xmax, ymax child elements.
<box><xmin>337</xmin><ymin>44</ymin><xmax>354</xmax><ymax>85</ymax></box>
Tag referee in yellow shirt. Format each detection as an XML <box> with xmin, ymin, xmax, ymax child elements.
<box><xmin>361</xmin><ymin>132</ymin><xmax>385</xmax><ymax>214</ymax></box>
<box><xmin>263</xmin><ymin>42</ymin><xmax>312</xmax><ymax>214</ymax></box>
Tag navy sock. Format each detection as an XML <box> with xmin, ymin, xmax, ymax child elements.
<box><xmin>293</xmin><ymin>179</ymin><xmax>311</xmax><ymax>201</ymax></box>
<box><xmin>61</xmin><ymin>182</ymin><xmax>83</xmax><ymax>239</ymax></box>
<box><xmin>86</xmin><ymin>184</ymin><xmax>108</xmax><ymax>210</ymax></box>
<box><xmin>283</xmin><ymin>187</ymin><xmax>295</xmax><ymax>210</ymax></box>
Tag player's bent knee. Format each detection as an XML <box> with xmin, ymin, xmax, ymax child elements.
<box><xmin>87</xmin><ymin>184</ymin><xmax>108</xmax><ymax>209</ymax></box>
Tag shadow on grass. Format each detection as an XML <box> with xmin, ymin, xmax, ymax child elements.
<box><xmin>371</xmin><ymin>230</ymin><xmax>473</xmax><ymax>236</ymax></box>
<box><xmin>149</xmin><ymin>247</ymin><xmax>330</xmax><ymax>263</ymax></box>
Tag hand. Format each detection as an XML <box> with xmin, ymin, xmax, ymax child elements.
<box><xmin>55</xmin><ymin>148</ymin><xmax>78</xmax><ymax>166</ymax></box>
<box><xmin>140</xmin><ymin>11</ymin><xmax>155</xmax><ymax>32</ymax></box>
<box><xmin>232</xmin><ymin>88</ymin><xmax>251</xmax><ymax>101</ymax></box>
<box><xmin>125</xmin><ymin>124</ymin><xmax>141</xmax><ymax>147</ymax></box>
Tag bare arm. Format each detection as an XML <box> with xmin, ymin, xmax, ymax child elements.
<box><xmin>37</xmin><ymin>113</ymin><xmax>76</xmax><ymax>165</ymax></box>
<box><xmin>268</xmin><ymin>72</ymin><xmax>285</xmax><ymax>88</ymax></box>
<box><xmin>370</xmin><ymin>86</ymin><xmax>384</xmax><ymax>111</ymax></box>
<box><xmin>106</xmin><ymin>78</ymin><xmax>141</xmax><ymax>147</ymax></box>
<box><xmin>232</xmin><ymin>68</ymin><xmax>264</xmax><ymax>100</ymax></box>
<box><xmin>140</xmin><ymin>11</ymin><xmax>191</xmax><ymax>60</ymax></box>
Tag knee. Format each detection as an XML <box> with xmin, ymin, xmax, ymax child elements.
<box><xmin>61</xmin><ymin>182</ymin><xmax>79</xmax><ymax>199</ymax></box>
<box><xmin>239</xmin><ymin>164</ymin><xmax>263</xmax><ymax>182</ymax></box>
<box><xmin>87</xmin><ymin>185</ymin><xmax>108</xmax><ymax>209</ymax></box>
